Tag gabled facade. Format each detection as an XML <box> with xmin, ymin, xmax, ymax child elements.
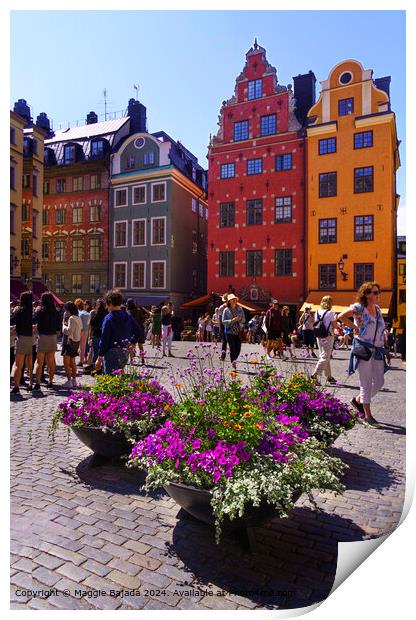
<box><xmin>305</xmin><ymin>59</ymin><xmax>400</xmax><ymax>316</ymax></box>
<box><xmin>394</xmin><ymin>235</ymin><xmax>405</xmax><ymax>334</ymax></box>
<box><xmin>207</xmin><ymin>41</ymin><xmax>315</xmax><ymax>308</ymax></box>
<box><xmin>110</xmin><ymin>130</ymin><xmax>208</xmax><ymax>308</ymax></box>
<box><xmin>10</xmin><ymin>111</ymin><xmax>25</xmax><ymax>288</ymax></box>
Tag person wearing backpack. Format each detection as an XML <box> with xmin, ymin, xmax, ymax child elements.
<box><xmin>311</xmin><ymin>296</ymin><xmax>338</xmax><ymax>384</ymax></box>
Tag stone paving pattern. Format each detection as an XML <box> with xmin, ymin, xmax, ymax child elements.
<box><xmin>10</xmin><ymin>343</ymin><xmax>406</xmax><ymax>610</ymax></box>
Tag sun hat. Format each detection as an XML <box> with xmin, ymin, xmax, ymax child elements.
<box><xmin>227</xmin><ymin>293</ymin><xmax>239</xmax><ymax>302</ymax></box>
<box><xmin>221</xmin><ymin>293</ymin><xmax>229</xmax><ymax>302</ymax></box>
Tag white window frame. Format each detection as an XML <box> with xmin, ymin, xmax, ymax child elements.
<box><xmin>113</xmin><ymin>261</ymin><xmax>128</xmax><ymax>289</ymax></box>
<box><xmin>151</xmin><ymin>260</ymin><xmax>166</xmax><ymax>289</ymax></box>
<box><xmin>113</xmin><ymin>220</ymin><xmax>128</xmax><ymax>248</ymax></box>
<box><xmin>132</xmin><ymin>184</ymin><xmax>147</xmax><ymax>205</ymax></box>
<box><xmin>132</xmin><ymin>218</ymin><xmax>147</xmax><ymax>247</ymax></box>
<box><xmin>192</xmin><ymin>198</ymin><xmax>197</xmax><ymax>213</ymax></box>
<box><xmin>151</xmin><ymin>216</ymin><xmax>167</xmax><ymax>246</ymax></box>
<box><xmin>151</xmin><ymin>181</ymin><xmax>167</xmax><ymax>203</ymax></box>
<box><xmin>114</xmin><ymin>187</ymin><xmax>128</xmax><ymax>208</ymax></box>
<box><xmin>131</xmin><ymin>261</ymin><xmax>146</xmax><ymax>289</ymax></box>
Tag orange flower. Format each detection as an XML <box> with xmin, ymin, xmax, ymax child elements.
<box><xmin>256</xmin><ymin>423</ymin><xmax>263</xmax><ymax>430</ymax></box>
<box><xmin>175</xmin><ymin>383</ymin><xmax>183</xmax><ymax>388</ymax></box>
<box><xmin>229</xmin><ymin>371</ymin><xmax>237</xmax><ymax>377</ymax></box>
<box><xmin>164</xmin><ymin>405</ymin><xmax>170</xmax><ymax>412</ymax></box>
<box><xmin>230</xmin><ymin>411</ymin><xmax>237</xmax><ymax>417</ymax></box>
<box><xmin>233</xmin><ymin>424</ymin><xmax>242</xmax><ymax>431</ymax></box>
<box><xmin>223</xmin><ymin>421</ymin><xmax>230</xmax><ymax>427</ymax></box>
<box><xmin>243</xmin><ymin>412</ymin><xmax>252</xmax><ymax>418</ymax></box>
<box><xmin>249</xmin><ymin>359</ymin><xmax>259</xmax><ymax>365</ymax></box>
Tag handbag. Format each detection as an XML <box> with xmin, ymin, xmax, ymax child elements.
<box><xmin>352</xmin><ymin>309</ymin><xmax>380</xmax><ymax>361</ymax></box>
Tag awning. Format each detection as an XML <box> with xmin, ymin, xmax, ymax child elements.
<box><xmin>238</xmin><ymin>300</ymin><xmax>264</xmax><ymax>313</ymax></box>
<box><xmin>302</xmin><ymin>290</ymin><xmax>394</xmax><ymax>315</ymax></box>
<box><xmin>10</xmin><ymin>279</ymin><xmax>29</xmax><ymax>301</ymax></box>
<box><xmin>48</xmin><ymin>292</ymin><xmax>65</xmax><ymax>307</ymax></box>
<box><xmin>31</xmin><ymin>280</ymin><xmax>48</xmax><ymax>301</ymax></box>
<box><xmin>180</xmin><ymin>294</ymin><xmax>217</xmax><ymax>309</ymax></box>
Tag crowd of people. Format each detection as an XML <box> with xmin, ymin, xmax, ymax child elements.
<box><xmin>10</xmin><ymin>283</ymin><xmax>403</xmax><ymax>427</ymax></box>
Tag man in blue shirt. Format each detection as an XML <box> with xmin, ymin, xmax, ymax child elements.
<box><xmin>95</xmin><ymin>290</ymin><xmax>142</xmax><ymax>375</ymax></box>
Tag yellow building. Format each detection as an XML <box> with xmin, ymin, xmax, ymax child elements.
<box><xmin>395</xmin><ymin>236</ymin><xmax>406</xmax><ymax>334</ymax></box>
<box><xmin>10</xmin><ymin>111</ymin><xmax>25</xmax><ymax>293</ymax></box>
<box><xmin>304</xmin><ymin>59</ymin><xmax>400</xmax><ymax>316</ymax></box>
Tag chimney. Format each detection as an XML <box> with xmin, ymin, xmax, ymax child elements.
<box><xmin>127</xmin><ymin>98</ymin><xmax>147</xmax><ymax>134</ymax></box>
<box><xmin>292</xmin><ymin>71</ymin><xmax>317</xmax><ymax>126</ymax></box>
<box><xmin>36</xmin><ymin>112</ymin><xmax>52</xmax><ymax>136</ymax></box>
<box><xmin>13</xmin><ymin>99</ymin><xmax>32</xmax><ymax>126</ymax></box>
<box><xmin>86</xmin><ymin>111</ymin><xmax>98</xmax><ymax>125</ymax></box>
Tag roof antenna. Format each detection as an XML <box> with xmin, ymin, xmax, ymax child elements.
<box><xmin>134</xmin><ymin>84</ymin><xmax>140</xmax><ymax>100</ymax></box>
<box><xmin>103</xmin><ymin>88</ymin><xmax>108</xmax><ymax>121</ymax></box>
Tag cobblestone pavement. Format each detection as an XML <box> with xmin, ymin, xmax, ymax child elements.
<box><xmin>10</xmin><ymin>342</ymin><xmax>406</xmax><ymax>610</ymax></box>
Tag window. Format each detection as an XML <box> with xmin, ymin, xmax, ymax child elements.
<box><xmin>234</xmin><ymin>120</ymin><xmax>249</xmax><ymax>142</ymax></box>
<box><xmin>133</xmin><ymin>185</ymin><xmax>146</xmax><ymax>204</ymax></box>
<box><xmin>114</xmin><ymin>221</ymin><xmax>127</xmax><ymax>247</ymax></box>
<box><xmin>90</xmin><ymin>174</ymin><xmax>101</xmax><ymax>189</ymax></box>
<box><xmin>42</xmin><ymin>210</ymin><xmax>49</xmax><ymax>226</ymax></box>
<box><xmin>132</xmin><ymin>262</ymin><xmax>146</xmax><ymax>289</ymax></box>
<box><xmin>32</xmin><ymin>174</ymin><xmax>38</xmax><ymax>196</ymax></box>
<box><xmin>354</xmin><ymin>215</ymin><xmax>374</xmax><ymax>241</ymax></box>
<box><xmin>152</xmin><ymin>218</ymin><xmax>166</xmax><ymax>245</ymax></box>
<box><xmin>10</xmin><ymin>208</ymin><xmax>16</xmax><ymax>234</ymax></box>
<box><xmin>275</xmin><ymin>249</ymin><xmax>293</xmax><ymax>276</ymax></box>
<box><xmin>246</xmin><ymin>199</ymin><xmax>263</xmax><ymax>226</ymax></box>
<box><xmin>192</xmin><ymin>230</ymin><xmax>197</xmax><ymax>254</ymax></box>
<box><xmin>73</xmin><ymin>176</ymin><xmax>83</xmax><ymax>191</ymax></box>
<box><xmin>42</xmin><ymin>241</ymin><xmax>49</xmax><ymax>260</ymax></box>
<box><xmin>399</xmin><ymin>289</ymin><xmax>406</xmax><ymax>304</ymax></box>
<box><xmin>247</xmin><ymin>158</ymin><xmax>263</xmax><ymax>175</ymax></box>
<box><xmin>248</xmin><ymin>79</ymin><xmax>262</xmax><ymax>100</ymax></box>
<box><xmin>56</xmin><ymin>179</ymin><xmax>66</xmax><ymax>193</ymax></box>
<box><xmin>261</xmin><ymin>114</ymin><xmax>276</xmax><ymax>136</ymax></box>
<box><xmin>114</xmin><ymin>263</ymin><xmax>127</xmax><ymax>289</ymax></box>
<box><xmin>72</xmin><ymin>208</ymin><xmax>83</xmax><ymax>224</ymax></box>
<box><xmin>151</xmin><ymin>261</ymin><xmax>166</xmax><ymax>288</ymax></box>
<box><xmin>219</xmin><ymin>251</ymin><xmax>235</xmax><ymax>277</ymax></box>
<box><xmin>275</xmin><ymin>154</ymin><xmax>292</xmax><ymax>171</ymax></box>
<box><xmin>88</xmin><ymin>238</ymin><xmax>102</xmax><ymax>260</ymax></box>
<box><xmin>89</xmin><ymin>274</ymin><xmax>101</xmax><ymax>294</ymax></box>
<box><xmin>338</xmin><ymin>98</ymin><xmax>354</xmax><ymax>116</ymax></box>
<box><xmin>192</xmin><ymin>198</ymin><xmax>197</xmax><ymax>212</ymax></box>
<box><xmin>126</xmin><ymin>155</ymin><xmax>135</xmax><ymax>169</ymax></box>
<box><xmin>91</xmin><ymin>140</ymin><xmax>104</xmax><ymax>158</ymax></box>
<box><xmin>90</xmin><ymin>205</ymin><xmax>101</xmax><ymax>222</ymax></box>
<box><xmin>115</xmin><ymin>188</ymin><xmax>127</xmax><ymax>207</ymax></box>
<box><xmin>399</xmin><ymin>264</ymin><xmax>406</xmax><ymax>276</ymax></box>
<box><xmin>64</xmin><ymin>145</ymin><xmax>76</xmax><ymax>164</ymax></box>
<box><xmin>132</xmin><ymin>220</ymin><xmax>146</xmax><ymax>246</ymax></box>
<box><xmin>220</xmin><ymin>202</ymin><xmax>235</xmax><ymax>228</ymax></box>
<box><xmin>319</xmin><ymin>218</ymin><xmax>337</xmax><ymax>244</ymax></box>
<box><xmin>56</xmin><ymin>209</ymin><xmax>65</xmax><ymax>225</ymax></box>
<box><xmin>246</xmin><ymin>250</ymin><xmax>263</xmax><ymax>277</ymax></box>
<box><xmin>72</xmin><ymin>238</ymin><xmax>84</xmax><ymax>262</ymax></box>
<box><xmin>44</xmin><ymin>181</ymin><xmax>50</xmax><ymax>195</ymax></box>
<box><xmin>151</xmin><ymin>183</ymin><xmax>166</xmax><ymax>202</ymax></box>
<box><xmin>354</xmin><ymin>131</ymin><xmax>373</xmax><ymax>149</ymax></box>
<box><xmin>22</xmin><ymin>203</ymin><xmax>30</xmax><ymax>221</ymax></box>
<box><xmin>55</xmin><ymin>240</ymin><xmax>66</xmax><ymax>262</ymax></box>
<box><xmin>55</xmin><ymin>274</ymin><xmax>65</xmax><ymax>293</ymax></box>
<box><xmin>10</xmin><ymin>164</ymin><xmax>16</xmax><ymax>190</ymax></box>
<box><xmin>71</xmin><ymin>274</ymin><xmax>82</xmax><ymax>294</ymax></box>
<box><xmin>319</xmin><ymin>138</ymin><xmax>337</xmax><ymax>155</ymax></box>
<box><xmin>319</xmin><ymin>264</ymin><xmax>337</xmax><ymax>289</ymax></box>
<box><xmin>10</xmin><ymin>127</ymin><xmax>16</xmax><ymax>144</ymax></box>
<box><xmin>33</xmin><ymin>213</ymin><xmax>38</xmax><ymax>239</ymax></box>
<box><xmin>205</xmin><ymin>207</ymin><xmax>209</xmax><ymax>221</ymax></box>
<box><xmin>354</xmin><ymin>263</ymin><xmax>374</xmax><ymax>289</ymax></box>
<box><xmin>319</xmin><ymin>172</ymin><xmax>337</xmax><ymax>197</ymax></box>
<box><xmin>275</xmin><ymin>197</ymin><xmax>292</xmax><ymax>223</ymax></box>
<box><xmin>32</xmin><ymin>139</ymin><xmax>38</xmax><ymax>155</ymax></box>
<box><xmin>21</xmin><ymin>239</ymin><xmax>30</xmax><ymax>257</ymax></box>
<box><xmin>23</xmin><ymin>174</ymin><xmax>31</xmax><ymax>189</ymax></box>
<box><xmin>144</xmin><ymin>152</ymin><xmax>155</xmax><ymax>165</ymax></box>
<box><xmin>220</xmin><ymin>163</ymin><xmax>235</xmax><ymax>179</ymax></box>
<box><xmin>354</xmin><ymin>167</ymin><xmax>374</xmax><ymax>193</ymax></box>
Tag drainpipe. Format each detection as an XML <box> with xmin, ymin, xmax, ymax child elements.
<box><xmin>302</xmin><ymin>127</ymin><xmax>308</xmax><ymax>317</ymax></box>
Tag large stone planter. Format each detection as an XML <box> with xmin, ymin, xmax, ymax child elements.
<box><xmin>164</xmin><ymin>481</ymin><xmax>302</xmax><ymax>530</ymax></box>
<box><xmin>71</xmin><ymin>426</ymin><xmax>134</xmax><ymax>461</ymax></box>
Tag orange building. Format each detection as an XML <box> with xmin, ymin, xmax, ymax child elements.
<box><xmin>304</xmin><ymin>60</ymin><xmax>400</xmax><ymax>317</ymax></box>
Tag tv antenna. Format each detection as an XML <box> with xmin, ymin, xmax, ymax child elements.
<box><xmin>97</xmin><ymin>88</ymin><xmax>114</xmax><ymax>121</ymax></box>
<box><xmin>134</xmin><ymin>84</ymin><xmax>140</xmax><ymax>100</ymax></box>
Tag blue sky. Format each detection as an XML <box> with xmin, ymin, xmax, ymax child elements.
<box><xmin>10</xmin><ymin>10</ymin><xmax>406</xmax><ymax>232</ymax></box>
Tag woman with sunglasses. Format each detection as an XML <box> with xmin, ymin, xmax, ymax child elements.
<box><xmin>338</xmin><ymin>282</ymin><xmax>386</xmax><ymax>427</ymax></box>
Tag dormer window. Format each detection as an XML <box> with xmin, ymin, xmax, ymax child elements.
<box><xmin>126</xmin><ymin>155</ymin><xmax>135</xmax><ymax>169</ymax></box>
<box><xmin>64</xmin><ymin>144</ymin><xmax>76</xmax><ymax>164</ymax></box>
<box><xmin>91</xmin><ymin>140</ymin><xmax>104</xmax><ymax>158</ymax></box>
<box><xmin>248</xmin><ymin>79</ymin><xmax>262</xmax><ymax>100</ymax></box>
<box><xmin>144</xmin><ymin>152</ymin><xmax>155</xmax><ymax>166</ymax></box>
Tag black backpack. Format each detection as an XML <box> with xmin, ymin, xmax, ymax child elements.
<box><xmin>313</xmin><ymin>310</ymin><xmax>330</xmax><ymax>339</ymax></box>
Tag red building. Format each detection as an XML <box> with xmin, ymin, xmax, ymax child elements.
<box><xmin>207</xmin><ymin>40</ymin><xmax>315</xmax><ymax>310</ymax></box>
